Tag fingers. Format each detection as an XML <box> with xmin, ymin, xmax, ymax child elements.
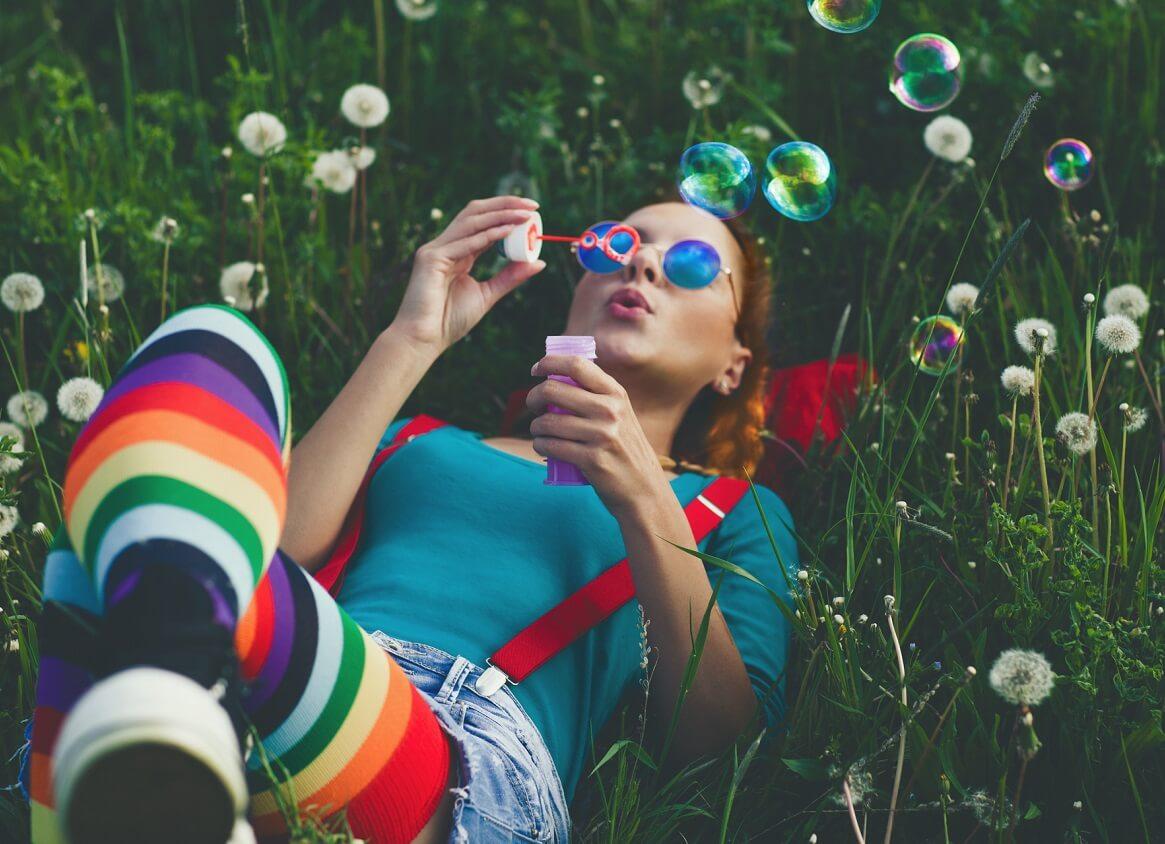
<box><xmin>446</xmin><ymin>195</ymin><xmax>539</xmax><ymax>232</ymax></box>
<box><xmin>439</xmin><ymin>222</ymin><xmax>524</xmax><ymax>263</ymax></box>
<box><xmin>434</xmin><ymin>207</ymin><xmax>536</xmax><ymax>248</ymax></box>
<box><xmin>530</xmin><ymin>355</ymin><xmax>617</xmax><ymax>394</ymax></box>
<box><xmin>480</xmin><ymin>259</ymin><xmax>546</xmax><ymax>309</ymax></box>
<box><xmin>527</xmin><ymin>376</ymin><xmax>614</xmax><ymax>419</ymax></box>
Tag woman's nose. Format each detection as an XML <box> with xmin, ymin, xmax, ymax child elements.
<box><xmin>625</xmin><ymin>244</ymin><xmax>664</xmax><ymax>285</ymax></box>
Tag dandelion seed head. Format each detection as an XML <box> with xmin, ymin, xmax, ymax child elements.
<box><xmin>592</xmin><ymin>74</ymin><xmax>605</xmax><ymax>86</ymax></box>
<box><xmin>1095</xmin><ymin>314</ymin><xmax>1141</xmax><ymax>354</ymax></box>
<box><xmin>496</xmin><ymin>170</ymin><xmax>539</xmax><ymax>200</ymax></box>
<box><xmin>32</xmin><ymin>521</ymin><xmax>48</xmax><ymax>536</ymax></box>
<box><xmin>796</xmin><ymin>569</ymin><xmax>809</xmax><ymax>581</ymax></box>
<box><xmin>858</xmin><ymin>614</ymin><xmax>868</xmax><ymax>623</ymax></box>
<box><xmin>310</xmin><ymin>150</ymin><xmax>358</xmax><ymax>194</ymax></box>
<box><xmin>219</xmin><ymin>261</ymin><xmax>269</xmax><ymax>312</ymax></box>
<box><xmin>682</xmin><ymin>66</ymin><xmax>728</xmax><ymax>109</ymax></box>
<box><xmin>56</xmin><ymin>377</ymin><xmax>104</xmax><ymax>423</ymax></box>
<box><xmin>1055</xmin><ymin>412</ymin><xmax>1098</xmax><ymax>455</ymax></box>
<box><xmin>741</xmin><ymin>124</ymin><xmax>772</xmax><ymax>143</ymax></box>
<box><xmin>221</xmin><ymin>145</ymin><xmax>233</xmax><ymax>159</ymax></box>
<box><xmin>943</xmin><ymin>282</ymin><xmax>979</xmax><ymax>316</ymax></box>
<box><xmin>833</xmin><ymin>614</ymin><xmax>844</xmax><ymax>625</ymax></box>
<box><xmin>1103</xmin><ymin>284</ymin><xmax>1149</xmax><ymax>319</ymax></box>
<box><xmin>150</xmin><ymin>216</ymin><xmax>180</xmax><ymax>243</ymax></box>
<box><xmin>1123</xmin><ymin>406</ymin><xmax>1148</xmax><ymax>433</ymax></box>
<box><xmin>241</xmin><ymin>193</ymin><xmax>255</xmax><ymax>205</ymax></box>
<box><xmin>1000</xmin><ymin>365</ymin><xmax>1036</xmax><ymax>397</ymax></box>
<box><xmin>0</xmin><ymin>421</ymin><xmax>25</xmax><ymax>474</ymax></box>
<box><xmin>341</xmin><ymin>84</ymin><xmax>391</xmax><ymax>128</ymax></box>
<box><xmin>395</xmin><ymin>0</ymin><xmax>438</xmax><ymax>21</ymax></box>
<box><xmin>349</xmin><ymin>145</ymin><xmax>377</xmax><ymax>171</ymax></box>
<box><xmin>1014</xmin><ymin>318</ymin><xmax>1057</xmax><ymax>355</ymax></box>
<box><xmin>1082</xmin><ymin>292</ymin><xmax>1095</xmax><ymax>305</ymax></box>
<box><xmin>85</xmin><ymin>264</ymin><xmax>126</xmax><ymax>302</ymax></box>
<box><xmin>989</xmin><ymin>648</ymin><xmax>1055</xmax><ymax>705</ymax></box>
<box><xmin>1022</xmin><ymin>52</ymin><xmax>1055</xmax><ymax>89</ymax></box>
<box><xmin>430</xmin><ymin>208</ymin><xmax>444</xmax><ymax>221</ymax></box>
<box><xmin>7</xmin><ymin>391</ymin><xmax>48</xmax><ymax>428</ymax></box>
<box><xmin>832</xmin><ymin>597</ymin><xmax>844</xmax><ymax>607</ymax></box>
<box><xmin>924</xmin><ymin>115</ymin><xmax>973</xmax><ymax>163</ymax></box>
<box><xmin>237</xmin><ymin>111</ymin><xmax>287</xmax><ymax>157</ymax></box>
<box><xmin>0</xmin><ymin>504</ymin><xmax>17</xmax><ymax>538</ymax></box>
<box><xmin>1</xmin><ymin>273</ymin><xmax>45</xmax><ymax>313</ymax></box>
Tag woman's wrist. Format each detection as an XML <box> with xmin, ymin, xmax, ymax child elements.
<box><xmin>378</xmin><ymin>322</ymin><xmax>445</xmax><ymax>368</ymax></box>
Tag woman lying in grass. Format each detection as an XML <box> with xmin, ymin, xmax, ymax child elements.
<box><xmin>26</xmin><ymin>195</ymin><xmax>798</xmax><ymax>843</ymax></box>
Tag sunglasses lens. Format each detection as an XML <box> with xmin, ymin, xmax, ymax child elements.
<box><xmin>663</xmin><ymin>240</ymin><xmax>721</xmax><ymax>288</ymax></box>
<box><xmin>578</xmin><ymin>221</ymin><xmax>628</xmax><ymax>274</ymax></box>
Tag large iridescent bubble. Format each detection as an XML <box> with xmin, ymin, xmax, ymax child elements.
<box><xmin>909</xmin><ymin>315</ymin><xmax>965</xmax><ymax>375</ymax></box>
<box><xmin>677</xmin><ymin>142</ymin><xmax>757</xmax><ymax>220</ymax></box>
<box><xmin>1043</xmin><ymin>139</ymin><xmax>1094</xmax><ymax>191</ymax></box>
<box><xmin>762</xmin><ymin>142</ymin><xmax>837</xmax><ymax>222</ymax></box>
<box><xmin>807</xmin><ymin>0</ymin><xmax>881</xmax><ymax>34</ymax></box>
<box><xmin>890</xmin><ymin>34</ymin><xmax>963</xmax><ymax>112</ymax></box>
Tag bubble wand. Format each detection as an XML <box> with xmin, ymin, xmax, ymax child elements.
<box><xmin>500</xmin><ymin>213</ymin><xmax>641</xmax><ymax>264</ymax></box>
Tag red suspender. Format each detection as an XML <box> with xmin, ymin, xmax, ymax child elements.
<box><xmin>311</xmin><ymin>415</ymin><xmax>450</xmax><ymax>596</ymax></box>
<box><xmin>310</xmin><ymin>415</ymin><xmax>750</xmax><ymax>693</ymax></box>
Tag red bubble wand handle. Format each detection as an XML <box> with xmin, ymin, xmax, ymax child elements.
<box><xmin>537</xmin><ymin>224</ymin><xmax>641</xmax><ymax>263</ymax></box>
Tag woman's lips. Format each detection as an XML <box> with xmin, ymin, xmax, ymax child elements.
<box><xmin>606</xmin><ymin>301</ymin><xmax>651</xmax><ymax>319</ymax></box>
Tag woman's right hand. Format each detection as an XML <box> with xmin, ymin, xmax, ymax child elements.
<box><xmin>390</xmin><ymin>195</ymin><xmax>546</xmax><ymax>354</ymax></box>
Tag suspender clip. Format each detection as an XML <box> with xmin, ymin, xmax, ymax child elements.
<box><xmin>474</xmin><ymin>660</ymin><xmax>514</xmax><ymax>697</ymax></box>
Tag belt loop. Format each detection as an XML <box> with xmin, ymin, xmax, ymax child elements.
<box><xmin>434</xmin><ymin>656</ymin><xmax>473</xmax><ymax>705</ymax></box>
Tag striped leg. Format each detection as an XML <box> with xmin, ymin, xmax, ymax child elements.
<box><xmin>29</xmin><ymin>304</ymin><xmax>449</xmax><ymax>844</ymax></box>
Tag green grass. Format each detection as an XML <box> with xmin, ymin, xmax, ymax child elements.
<box><xmin>1</xmin><ymin>1</ymin><xmax>1163</xmax><ymax>840</ymax></box>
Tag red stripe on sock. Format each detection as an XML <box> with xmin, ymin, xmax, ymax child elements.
<box><xmin>240</xmin><ymin>575</ymin><xmax>276</xmax><ymax>678</ymax></box>
<box><xmin>344</xmin><ymin>684</ymin><xmax>452</xmax><ymax>844</ymax></box>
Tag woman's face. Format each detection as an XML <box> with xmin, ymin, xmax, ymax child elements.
<box><xmin>562</xmin><ymin>202</ymin><xmax>752</xmax><ymax>401</ymax></box>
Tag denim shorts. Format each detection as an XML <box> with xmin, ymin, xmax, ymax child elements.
<box><xmin>368</xmin><ymin>630</ymin><xmax>572</xmax><ymax>843</ymax></box>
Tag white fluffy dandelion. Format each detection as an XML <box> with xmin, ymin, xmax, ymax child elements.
<box><xmin>496</xmin><ymin>170</ymin><xmax>538</xmax><ymax>199</ymax></box>
<box><xmin>150</xmin><ymin>216</ymin><xmax>180</xmax><ymax>244</ymax></box>
<box><xmin>1102</xmin><ymin>284</ymin><xmax>1149</xmax><ymax>319</ymax></box>
<box><xmin>1001</xmin><ymin>365</ymin><xmax>1036</xmax><ymax>397</ymax></box>
<box><xmin>1095</xmin><ymin>314</ymin><xmax>1142</xmax><ymax>354</ymax></box>
<box><xmin>1014</xmin><ymin>318</ymin><xmax>1057</xmax><ymax>356</ymax></box>
<box><xmin>85</xmin><ymin>264</ymin><xmax>126</xmax><ymax>303</ymax></box>
<box><xmin>1022</xmin><ymin>52</ymin><xmax>1055</xmax><ymax>90</ymax></box>
<box><xmin>1</xmin><ymin>273</ymin><xmax>45</xmax><ymax>313</ymax></box>
<box><xmin>0</xmin><ymin>421</ymin><xmax>25</xmax><ymax>475</ymax></box>
<box><xmin>395</xmin><ymin>0</ymin><xmax>438</xmax><ymax>21</ymax></box>
<box><xmin>741</xmin><ymin>125</ymin><xmax>773</xmax><ymax>144</ymax></box>
<box><xmin>340</xmin><ymin>84</ymin><xmax>391</xmax><ymax>128</ymax></box>
<box><xmin>219</xmin><ymin>262</ymin><xmax>269</xmax><ymax>312</ymax></box>
<box><xmin>56</xmin><ymin>377</ymin><xmax>104</xmax><ymax>422</ymax></box>
<box><xmin>1122</xmin><ymin>406</ymin><xmax>1148</xmax><ymax>434</ymax></box>
<box><xmin>988</xmin><ymin>648</ymin><xmax>1055</xmax><ymax>706</ymax></box>
<box><xmin>310</xmin><ymin>150</ymin><xmax>358</xmax><ymax>194</ymax></box>
<box><xmin>682</xmin><ymin>67</ymin><xmax>728</xmax><ymax>109</ymax></box>
<box><xmin>0</xmin><ymin>504</ymin><xmax>18</xmax><ymax>539</ymax></box>
<box><xmin>1056</xmin><ymin>412</ymin><xmax>1098</xmax><ymax>456</ymax></box>
<box><xmin>237</xmin><ymin>111</ymin><xmax>287</xmax><ymax>157</ymax></box>
<box><xmin>7</xmin><ymin>391</ymin><xmax>48</xmax><ymax>428</ymax></box>
<box><xmin>350</xmin><ymin>145</ymin><xmax>377</xmax><ymax>171</ymax></box>
<box><xmin>945</xmin><ymin>282</ymin><xmax>980</xmax><ymax>316</ymax></box>
<box><xmin>924</xmin><ymin>115</ymin><xmax>973</xmax><ymax>163</ymax></box>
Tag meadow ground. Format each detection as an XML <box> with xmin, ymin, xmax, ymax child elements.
<box><xmin>1</xmin><ymin>1</ymin><xmax>1163</xmax><ymax>841</ymax></box>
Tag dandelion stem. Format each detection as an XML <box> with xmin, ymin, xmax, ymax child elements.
<box><xmin>160</xmin><ymin>238</ymin><xmax>172</xmax><ymax>324</ymax></box>
<box><xmin>256</xmin><ymin>161</ymin><xmax>267</xmax><ymax>267</ymax></box>
<box><xmin>1002</xmin><ymin>396</ymin><xmax>1019</xmax><ymax>512</ymax></box>
<box><xmin>1006</xmin><ymin>756</ymin><xmax>1030</xmax><ymax>843</ymax></box>
<box><xmin>1089</xmin><ymin>356</ymin><xmax>1113</xmax><ymax>419</ymax></box>
<box><xmin>1085</xmin><ymin>304</ymin><xmax>1099</xmax><ymax>549</ymax></box>
<box><xmin>15</xmin><ymin>311</ymin><xmax>28</xmax><ymax>394</ymax></box>
<box><xmin>218</xmin><ymin>163</ymin><xmax>231</xmax><ymax>269</ymax></box>
<box><xmin>346</xmin><ymin>171</ymin><xmax>358</xmax><ymax>297</ymax></box>
<box><xmin>1032</xmin><ymin>353</ymin><xmax>1054</xmax><ymax>556</ymax></box>
<box><xmin>360</xmin><ymin>127</ymin><xmax>370</xmax><ymax>288</ymax></box>
<box><xmin>883</xmin><ymin>610</ymin><xmax>908</xmax><ymax>844</ymax></box>
<box><xmin>878</xmin><ymin>158</ymin><xmax>935</xmax><ymax>290</ymax></box>
<box><xmin>901</xmin><ymin>669</ymin><xmax>975</xmax><ymax>798</ymax></box>
<box><xmin>842</xmin><ymin>777</ymin><xmax>866</xmax><ymax>844</ymax></box>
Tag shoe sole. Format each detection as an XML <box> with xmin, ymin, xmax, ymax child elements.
<box><xmin>53</xmin><ymin>666</ymin><xmax>248</xmax><ymax>844</ymax></box>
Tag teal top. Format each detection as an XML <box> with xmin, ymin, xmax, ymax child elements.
<box><xmin>335</xmin><ymin>416</ymin><xmax>800</xmax><ymax>801</ymax></box>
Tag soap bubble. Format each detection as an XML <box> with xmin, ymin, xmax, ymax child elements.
<box><xmin>677</xmin><ymin>142</ymin><xmax>756</xmax><ymax>220</ymax></box>
<box><xmin>762</xmin><ymin>142</ymin><xmax>837</xmax><ymax>222</ymax></box>
<box><xmin>1044</xmin><ymin>139</ymin><xmax>1094</xmax><ymax>191</ymax></box>
<box><xmin>909</xmin><ymin>315</ymin><xmax>965</xmax><ymax>375</ymax></box>
<box><xmin>577</xmin><ymin>221</ymin><xmax>638</xmax><ymax>274</ymax></box>
<box><xmin>807</xmin><ymin>0</ymin><xmax>881</xmax><ymax>34</ymax></box>
<box><xmin>890</xmin><ymin>34</ymin><xmax>963</xmax><ymax>112</ymax></box>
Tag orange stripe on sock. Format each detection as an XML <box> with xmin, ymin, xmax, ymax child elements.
<box><xmin>64</xmin><ymin>409</ymin><xmax>285</xmax><ymax>523</ymax></box>
<box><xmin>30</xmin><ymin>750</ymin><xmax>54</xmax><ymax>807</ymax></box>
<box><xmin>240</xmin><ymin>575</ymin><xmax>276</xmax><ymax>677</ymax></box>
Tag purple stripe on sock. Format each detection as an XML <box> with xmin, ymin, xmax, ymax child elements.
<box><xmin>100</xmin><ymin>353</ymin><xmax>279</xmax><ymax>445</ymax></box>
<box><xmin>244</xmin><ymin>553</ymin><xmax>295</xmax><ymax>708</ymax></box>
<box><xmin>201</xmin><ymin>576</ymin><xmax>238</xmax><ymax>630</ymax></box>
<box><xmin>107</xmin><ymin>565</ymin><xmax>144</xmax><ymax>607</ymax></box>
<box><xmin>36</xmin><ymin>655</ymin><xmax>94</xmax><ymax>710</ymax></box>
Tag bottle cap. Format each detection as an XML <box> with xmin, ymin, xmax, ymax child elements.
<box><xmin>501</xmin><ymin>212</ymin><xmax>543</xmax><ymax>262</ymax></box>
<box><xmin>546</xmin><ymin>335</ymin><xmax>596</xmax><ymax>357</ymax></box>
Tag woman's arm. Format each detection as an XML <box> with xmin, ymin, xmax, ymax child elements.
<box><xmin>280</xmin><ymin>326</ymin><xmax>440</xmax><ymax>573</ymax></box>
<box><xmin>616</xmin><ymin>495</ymin><xmax>758</xmax><ymax>763</ymax></box>
<box><xmin>280</xmin><ymin>195</ymin><xmax>545</xmax><ymax>573</ymax></box>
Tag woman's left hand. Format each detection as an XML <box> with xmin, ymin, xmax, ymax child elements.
<box><xmin>527</xmin><ymin>354</ymin><xmax>671</xmax><ymax>521</ymax></box>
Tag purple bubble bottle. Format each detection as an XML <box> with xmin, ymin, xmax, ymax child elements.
<box><xmin>543</xmin><ymin>335</ymin><xmax>596</xmax><ymax>486</ymax></box>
